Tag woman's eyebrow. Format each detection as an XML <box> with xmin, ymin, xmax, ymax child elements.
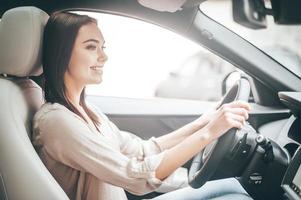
<box><xmin>83</xmin><ymin>39</ymin><xmax>99</xmax><ymax>43</ymax></box>
<box><xmin>83</xmin><ymin>39</ymin><xmax>106</xmax><ymax>46</ymax></box>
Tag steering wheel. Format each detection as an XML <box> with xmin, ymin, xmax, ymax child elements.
<box><xmin>188</xmin><ymin>75</ymin><xmax>251</xmax><ymax>188</ymax></box>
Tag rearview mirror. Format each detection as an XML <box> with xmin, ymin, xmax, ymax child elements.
<box><xmin>271</xmin><ymin>0</ymin><xmax>301</xmax><ymax>24</ymax></box>
<box><xmin>232</xmin><ymin>0</ymin><xmax>267</xmax><ymax>29</ymax></box>
<box><xmin>233</xmin><ymin>0</ymin><xmax>301</xmax><ymax>29</ymax></box>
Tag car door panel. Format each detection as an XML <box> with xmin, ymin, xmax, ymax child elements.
<box><xmin>87</xmin><ymin>95</ymin><xmax>290</xmax><ymax>140</ymax></box>
<box><xmin>87</xmin><ymin>95</ymin><xmax>213</xmax><ymax>139</ymax></box>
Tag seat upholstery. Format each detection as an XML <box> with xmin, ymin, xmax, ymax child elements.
<box><xmin>14</xmin><ymin>78</ymin><xmax>45</xmax><ymax>137</ymax></box>
<box><xmin>0</xmin><ymin>7</ymin><xmax>69</xmax><ymax>200</ymax></box>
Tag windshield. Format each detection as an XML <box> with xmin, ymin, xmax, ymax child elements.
<box><xmin>200</xmin><ymin>0</ymin><xmax>301</xmax><ymax>78</ymax></box>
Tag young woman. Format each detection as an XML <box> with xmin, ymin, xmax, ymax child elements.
<box><xmin>33</xmin><ymin>11</ymin><xmax>252</xmax><ymax>200</ymax></box>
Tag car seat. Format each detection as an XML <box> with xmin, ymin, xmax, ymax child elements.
<box><xmin>0</xmin><ymin>6</ymin><xmax>69</xmax><ymax>200</ymax></box>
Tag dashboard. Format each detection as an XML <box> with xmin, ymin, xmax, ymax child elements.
<box><xmin>240</xmin><ymin>92</ymin><xmax>301</xmax><ymax>200</ymax></box>
<box><xmin>278</xmin><ymin>92</ymin><xmax>301</xmax><ymax>200</ymax></box>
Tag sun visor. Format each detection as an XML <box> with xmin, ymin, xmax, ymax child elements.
<box><xmin>138</xmin><ymin>0</ymin><xmax>187</xmax><ymax>12</ymax></box>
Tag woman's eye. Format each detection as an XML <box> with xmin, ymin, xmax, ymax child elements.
<box><xmin>102</xmin><ymin>45</ymin><xmax>106</xmax><ymax>50</ymax></box>
<box><xmin>86</xmin><ymin>45</ymin><xmax>97</xmax><ymax>50</ymax></box>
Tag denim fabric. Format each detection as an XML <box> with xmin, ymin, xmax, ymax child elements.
<box><xmin>151</xmin><ymin>178</ymin><xmax>253</xmax><ymax>200</ymax></box>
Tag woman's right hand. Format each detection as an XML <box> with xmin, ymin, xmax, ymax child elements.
<box><xmin>203</xmin><ymin>101</ymin><xmax>251</xmax><ymax>142</ymax></box>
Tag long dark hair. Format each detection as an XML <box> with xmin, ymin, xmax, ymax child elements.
<box><xmin>42</xmin><ymin>11</ymin><xmax>101</xmax><ymax>129</ymax></box>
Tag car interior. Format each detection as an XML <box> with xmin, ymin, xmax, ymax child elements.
<box><xmin>0</xmin><ymin>1</ymin><xmax>301</xmax><ymax>200</ymax></box>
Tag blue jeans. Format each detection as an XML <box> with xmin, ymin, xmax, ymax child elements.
<box><xmin>151</xmin><ymin>178</ymin><xmax>252</xmax><ymax>200</ymax></box>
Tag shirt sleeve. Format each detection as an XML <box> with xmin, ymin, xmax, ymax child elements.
<box><xmin>155</xmin><ymin>167</ymin><xmax>188</xmax><ymax>193</ymax></box>
<box><xmin>95</xmin><ymin>108</ymin><xmax>188</xmax><ymax>193</ymax></box>
<box><xmin>35</xmin><ymin>109</ymin><xmax>165</xmax><ymax>195</ymax></box>
<box><xmin>106</xmin><ymin>119</ymin><xmax>163</xmax><ymax>159</ymax></box>
<box><xmin>88</xmin><ymin>103</ymin><xmax>164</xmax><ymax>159</ymax></box>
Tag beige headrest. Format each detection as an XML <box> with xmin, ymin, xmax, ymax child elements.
<box><xmin>0</xmin><ymin>7</ymin><xmax>49</xmax><ymax>77</ymax></box>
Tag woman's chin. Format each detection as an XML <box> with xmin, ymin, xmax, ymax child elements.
<box><xmin>87</xmin><ymin>78</ymin><xmax>102</xmax><ymax>85</ymax></box>
<box><xmin>95</xmin><ymin>78</ymin><xmax>103</xmax><ymax>84</ymax></box>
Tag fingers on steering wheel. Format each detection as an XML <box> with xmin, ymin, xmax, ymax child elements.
<box><xmin>232</xmin><ymin>119</ymin><xmax>244</xmax><ymax>129</ymax></box>
<box><xmin>225</xmin><ymin>112</ymin><xmax>246</xmax><ymax>129</ymax></box>
<box><xmin>226</xmin><ymin>100</ymin><xmax>251</xmax><ymax>111</ymax></box>
<box><xmin>219</xmin><ymin>105</ymin><xmax>249</xmax><ymax>120</ymax></box>
<box><xmin>228</xmin><ymin>107</ymin><xmax>249</xmax><ymax>120</ymax></box>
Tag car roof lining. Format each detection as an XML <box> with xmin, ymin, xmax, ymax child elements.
<box><xmin>1</xmin><ymin>0</ymin><xmax>200</xmax><ymax>34</ymax></box>
<box><xmin>0</xmin><ymin>0</ymin><xmax>207</xmax><ymax>16</ymax></box>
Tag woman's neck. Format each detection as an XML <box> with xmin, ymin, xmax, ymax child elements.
<box><xmin>64</xmin><ymin>74</ymin><xmax>84</xmax><ymax>109</ymax></box>
<box><xmin>66</xmin><ymin>89</ymin><xmax>81</xmax><ymax>109</ymax></box>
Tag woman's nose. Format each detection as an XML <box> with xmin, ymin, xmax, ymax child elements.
<box><xmin>97</xmin><ymin>48</ymin><xmax>108</xmax><ymax>63</ymax></box>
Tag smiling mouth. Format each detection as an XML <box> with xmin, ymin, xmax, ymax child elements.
<box><xmin>90</xmin><ymin>66</ymin><xmax>103</xmax><ymax>71</ymax></box>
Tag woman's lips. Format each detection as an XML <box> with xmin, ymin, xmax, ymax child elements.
<box><xmin>90</xmin><ymin>66</ymin><xmax>103</xmax><ymax>71</ymax></box>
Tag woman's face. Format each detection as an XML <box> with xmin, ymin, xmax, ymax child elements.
<box><xmin>65</xmin><ymin>22</ymin><xmax>107</xmax><ymax>87</ymax></box>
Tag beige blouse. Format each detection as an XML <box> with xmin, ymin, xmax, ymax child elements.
<box><xmin>32</xmin><ymin>103</ymin><xmax>187</xmax><ymax>200</ymax></box>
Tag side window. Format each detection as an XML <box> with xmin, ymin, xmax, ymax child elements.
<box><xmin>79</xmin><ymin>12</ymin><xmax>235</xmax><ymax>101</ymax></box>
